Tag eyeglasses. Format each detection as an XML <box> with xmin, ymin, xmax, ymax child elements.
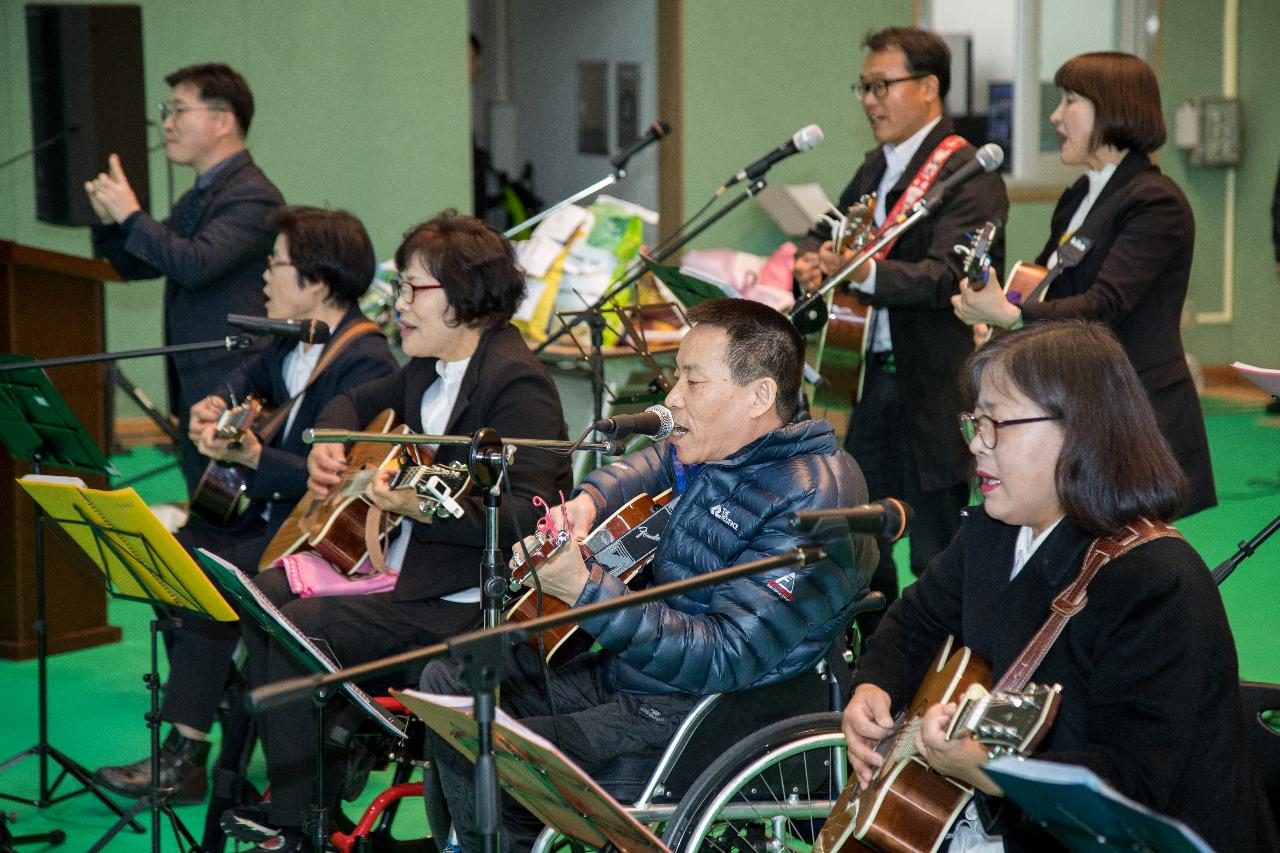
<box><xmin>266</xmin><ymin>255</ymin><xmax>293</xmax><ymax>270</ymax></box>
<box><xmin>851</xmin><ymin>73</ymin><xmax>930</xmax><ymax>100</ymax></box>
<box><xmin>959</xmin><ymin>412</ymin><xmax>1061</xmax><ymax>449</ymax></box>
<box><xmin>390</xmin><ymin>274</ymin><xmax>445</xmax><ymax>304</ymax></box>
<box><xmin>159</xmin><ymin>101</ymin><xmax>230</xmax><ymax>121</ymax></box>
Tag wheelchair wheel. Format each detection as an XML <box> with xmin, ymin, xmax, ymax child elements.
<box><xmin>661</xmin><ymin>712</ymin><xmax>847</xmax><ymax>852</ymax></box>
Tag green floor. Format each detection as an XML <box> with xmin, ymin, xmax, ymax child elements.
<box><xmin>1</xmin><ymin>402</ymin><xmax>1278</xmax><ymax>851</ymax></box>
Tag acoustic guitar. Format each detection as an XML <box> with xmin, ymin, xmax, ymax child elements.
<box><xmin>505</xmin><ymin>489</ymin><xmax>676</xmax><ymax>665</ymax></box>
<box><xmin>996</xmin><ymin>233</ymin><xmax>1094</xmax><ymax>307</ymax></box>
<box><xmin>814</xmin><ymin>636</ymin><xmax>1061</xmax><ymax>853</ymax></box>
<box><xmin>809</xmin><ymin>195</ymin><xmax>879</xmax><ymax>410</ymax></box>
<box><xmin>189</xmin><ymin>395</ymin><xmax>274</xmax><ymax>527</ymax></box>
<box><xmin>258</xmin><ymin>409</ymin><xmax>471</xmax><ymax>574</ymax></box>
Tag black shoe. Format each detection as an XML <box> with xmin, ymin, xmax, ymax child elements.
<box><xmin>94</xmin><ymin>729</ymin><xmax>210</xmax><ymax>805</ymax></box>
<box><xmin>221</xmin><ymin>813</ymin><xmax>317</xmax><ymax>852</ymax></box>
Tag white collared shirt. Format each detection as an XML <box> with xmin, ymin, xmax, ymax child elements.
<box><xmin>380</xmin><ymin>357</ymin><xmax>479</xmax><ymax>603</ymax></box>
<box><xmin>1047</xmin><ymin>162</ymin><xmax>1117</xmax><ymax>270</ymax></box>
<box><xmin>853</xmin><ymin>115</ymin><xmax>943</xmax><ymax>353</ymax></box>
<box><xmin>280</xmin><ymin>341</ymin><xmax>325</xmax><ymax>441</ymax></box>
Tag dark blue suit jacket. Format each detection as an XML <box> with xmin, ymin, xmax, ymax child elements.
<box><xmin>91</xmin><ymin>150</ymin><xmax>285</xmax><ymax>412</ymax></box>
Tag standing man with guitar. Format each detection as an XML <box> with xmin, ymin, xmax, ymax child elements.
<box><xmin>93</xmin><ymin>206</ymin><xmax>396</xmax><ymax>804</ymax></box>
<box><xmin>835</xmin><ymin>323</ymin><xmax>1275</xmax><ymax>852</ymax></box>
<box><xmin>419</xmin><ymin>298</ymin><xmax>879</xmax><ymax>851</ymax></box>
<box><xmin>223</xmin><ymin>212</ymin><xmax>573</xmax><ymax>853</ymax></box>
<box><xmin>795</xmin><ymin>28</ymin><xmax>1009</xmax><ymax>632</ymax></box>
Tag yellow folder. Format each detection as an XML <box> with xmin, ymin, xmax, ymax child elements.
<box><xmin>19</xmin><ymin>475</ymin><xmax>236</xmax><ymax>621</ymax></box>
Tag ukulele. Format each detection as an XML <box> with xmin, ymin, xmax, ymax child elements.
<box><xmin>189</xmin><ymin>395</ymin><xmax>275</xmax><ymax>526</ymax></box>
<box><xmin>505</xmin><ymin>489</ymin><xmax>676</xmax><ymax>665</ymax></box>
<box><xmin>258</xmin><ymin>409</ymin><xmax>472</xmax><ymax>574</ymax></box>
<box><xmin>814</xmin><ymin>637</ymin><xmax>1061</xmax><ymax>853</ymax></box>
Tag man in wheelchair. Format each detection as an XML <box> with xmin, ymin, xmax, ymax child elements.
<box><xmin>420</xmin><ymin>297</ymin><xmax>879</xmax><ymax>850</ymax></box>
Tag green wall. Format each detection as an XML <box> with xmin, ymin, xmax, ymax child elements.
<box><xmin>3</xmin><ymin>0</ymin><xmax>1277</xmax><ymax>404</ymax></box>
<box><xmin>0</xmin><ymin>0</ymin><xmax>471</xmax><ymax>409</ymax></box>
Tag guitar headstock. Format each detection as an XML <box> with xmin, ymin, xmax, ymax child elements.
<box><xmin>214</xmin><ymin>394</ymin><xmax>267</xmax><ymax>442</ymax></box>
<box><xmin>955</xmin><ymin>220</ymin><xmax>1001</xmax><ymax>291</ymax></box>
<box><xmin>947</xmin><ymin>681</ymin><xmax>1062</xmax><ymax>756</ymax></box>
<box><xmin>509</xmin><ymin>528</ymin><xmax>571</xmax><ymax>589</ymax></box>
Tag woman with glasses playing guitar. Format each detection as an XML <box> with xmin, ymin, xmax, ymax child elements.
<box><xmin>951</xmin><ymin>52</ymin><xmax>1215</xmax><ymax>519</ymax></box>
<box><xmin>831</xmin><ymin>322</ymin><xmax>1274</xmax><ymax>853</ymax></box>
<box><xmin>227</xmin><ymin>211</ymin><xmax>573</xmax><ymax>851</ymax></box>
<box><xmin>93</xmin><ymin>205</ymin><xmax>396</xmax><ymax>806</ymax></box>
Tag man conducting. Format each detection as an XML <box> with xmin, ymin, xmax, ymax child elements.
<box><xmin>88</xmin><ymin>62</ymin><xmax>284</xmax><ymax>492</ymax></box>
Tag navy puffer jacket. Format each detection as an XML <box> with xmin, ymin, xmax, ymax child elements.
<box><xmin>573</xmin><ymin>419</ymin><xmax>878</xmax><ymax>695</ymax></box>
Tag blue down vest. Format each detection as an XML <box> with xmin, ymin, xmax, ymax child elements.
<box><xmin>574</xmin><ymin>419</ymin><xmax>877</xmax><ymax>695</ymax></box>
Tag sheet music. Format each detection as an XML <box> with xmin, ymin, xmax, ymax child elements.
<box><xmin>195</xmin><ymin>549</ymin><xmax>406</xmax><ymax>739</ymax></box>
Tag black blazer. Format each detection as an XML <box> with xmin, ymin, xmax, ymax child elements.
<box><xmin>315</xmin><ymin>323</ymin><xmax>573</xmax><ymax>602</ymax></box>
<box><xmin>1021</xmin><ymin>152</ymin><xmax>1215</xmax><ymax>515</ymax></box>
<box><xmin>91</xmin><ymin>150</ymin><xmax>285</xmax><ymax>409</ymax></box>
<box><xmin>213</xmin><ymin>308</ymin><xmax>396</xmax><ymax>528</ymax></box>
<box><xmin>855</xmin><ymin>506</ymin><xmax>1278</xmax><ymax>853</ymax></box>
<box><xmin>830</xmin><ymin>119</ymin><xmax>1010</xmax><ymax>492</ymax></box>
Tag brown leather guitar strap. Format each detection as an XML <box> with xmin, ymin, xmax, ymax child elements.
<box><xmin>254</xmin><ymin>318</ymin><xmax>383</xmax><ymax>445</ymax></box>
<box><xmin>994</xmin><ymin>518</ymin><xmax>1183</xmax><ymax>694</ymax></box>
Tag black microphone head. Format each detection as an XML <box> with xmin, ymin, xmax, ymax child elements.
<box><xmin>878</xmin><ymin>498</ymin><xmax>914</xmax><ymax>542</ymax></box>
<box><xmin>306</xmin><ymin>319</ymin><xmax>332</xmax><ymax>345</ymax></box>
<box><xmin>653</xmin><ymin>120</ymin><xmax>672</xmax><ymax>138</ymax></box>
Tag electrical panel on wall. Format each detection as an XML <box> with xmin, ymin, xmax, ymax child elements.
<box><xmin>1174</xmin><ymin>97</ymin><xmax>1242</xmax><ymax>167</ymax></box>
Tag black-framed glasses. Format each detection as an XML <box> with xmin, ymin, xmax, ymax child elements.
<box><xmin>851</xmin><ymin>73</ymin><xmax>930</xmax><ymax>100</ymax></box>
<box><xmin>159</xmin><ymin>101</ymin><xmax>230</xmax><ymax>121</ymax></box>
<box><xmin>390</xmin><ymin>274</ymin><xmax>444</xmax><ymax>305</ymax></box>
<box><xmin>959</xmin><ymin>412</ymin><xmax>1061</xmax><ymax>449</ymax></box>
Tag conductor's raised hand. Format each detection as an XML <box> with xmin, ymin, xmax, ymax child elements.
<box><xmin>87</xmin><ymin>154</ymin><xmax>142</xmax><ymax>224</ymax></box>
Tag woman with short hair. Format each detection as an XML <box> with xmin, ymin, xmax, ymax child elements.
<box><xmin>843</xmin><ymin>321</ymin><xmax>1276</xmax><ymax>851</ymax></box>
<box><xmin>954</xmin><ymin>51</ymin><xmax>1216</xmax><ymax>517</ymax></box>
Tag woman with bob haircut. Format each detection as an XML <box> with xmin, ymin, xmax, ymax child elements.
<box><xmin>842</xmin><ymin>322</ymin><xmax>1276</xmax><ymax>852</ymax></box>
<box><xmin>953</xmin><ymin>51</ymin><xmax>1215</xmax><ymax>518</ymax></box>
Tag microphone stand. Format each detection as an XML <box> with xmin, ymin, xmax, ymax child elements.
<box><xmin>299</xmin><ymin>425</ymin><xmax>620</xmax><ymax>852</ymax></box>
<box><xmin>1212</xmin><ymin>512</ymin><xmax>1280</xmax><ymax>586</ymax></box>
<box><xmin>0</xmin><ymin>336</ymin><xmax>255</xmax><ymax>373</ymax></box>
<box><xmin>788</xmin><ymin>199</ymin><xmax>935</xmax><ymax>328</ymax></box>
<box><xmin>503</xmin><ymin>171</ymin><xmax>621</xmax><ymax>240</ymax></box>
<box><xmin>533</xmin><ymin>177</ymin><xmax>770</xmax><ymax>433</ymax></box>
<box><xmin>247</xmin><ymin>542</ymin><xmax>829</xmax><ymax>853</ymax></box>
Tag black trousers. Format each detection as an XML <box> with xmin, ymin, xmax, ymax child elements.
<box><xmin>243</xmin><ymin>568</ymin><xmax>480</xmax><ymax>828</ymax></box>
<box><xmin>845</xmin><ymin>361</ymin><xmax>969</xmax><ymax>636</ymax></box>
<box><xmin>158</xmin><ymin>518</ymin><xmax>273</xmax><ymax>732</ymax></box>
<box><xmin>419</xmin><ymin>645</ymin><xmax>699</xmax><ymax>853</ymax></box>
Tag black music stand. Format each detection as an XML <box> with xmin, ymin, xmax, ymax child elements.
<box><xmin>983</xmin><ymin>756</ymin><xmax>1213</xmax><ymax>852</ymax></box>
<box><xmin>0</xmin><ymin>355</ymin><xmax>137</xmax><ymax>841</ymax></box>
<box><xmin>20</xmin><ymin>476</ymin><xmax>237</xmax><ymax>853</ymax></box>
<box><xmin>194</xmin><ymin>550</ymin><xmax>409</xmax><ymax>853</ymax></box>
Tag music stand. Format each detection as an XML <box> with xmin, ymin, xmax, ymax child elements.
<box><xmin>0</xmin><ymin>355</ymin><xmax>136</xmax><ymax>840</ymax></box>
<box><xmin>394</xmin><ymin>689</ymin><xmax>669</xmax><ymax>853</ymax></box>
<box><xmin>983</xmin><ymin>756</ymin><xmax>1214</xmax><ymax>852</ymax></box>
<box><xmin>19</xmin><ymin>476</ymin><xmax>237</xmax><ymax>853</ymax></box>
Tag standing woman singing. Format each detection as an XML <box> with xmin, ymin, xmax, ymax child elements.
<box><xmin>953</xmin><ymin>51</ymin><xmax>1215</xmax><ymax>516</ymax></box>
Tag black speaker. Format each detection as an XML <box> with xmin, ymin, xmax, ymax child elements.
<box><xmin>26</xmin><ymin>3</ymin><xmax>150</xmax><ymax>227</ymax></box>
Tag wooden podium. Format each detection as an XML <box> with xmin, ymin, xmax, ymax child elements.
<box><xmin>0</xmin><ymin>239</ymin><xmax>124</xmax><ymax>659</ymax></box>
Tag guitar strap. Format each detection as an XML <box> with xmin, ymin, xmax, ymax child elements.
<box><xmin>994</xmin><ymin>517</ymin><xmax>1182</xmax><ymax>694</ymax></box>
<box><xmin>253</xmin><ymin>318</ymin><xmax>384</xmax><ymax>445</ymax></box>
<box><xmin>872</xmin><ymin>133</ymin><xmax>968</xmax><ymax>261</ymax></box>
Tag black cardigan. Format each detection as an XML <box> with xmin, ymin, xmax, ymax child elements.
<box><xmin>314</xmin><ymin>323</ymin><xmax>572</xmax><ymax>602</ymax></box>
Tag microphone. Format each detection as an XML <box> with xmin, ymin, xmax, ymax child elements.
<box><xmin>591</xmin><ymin>404</ymin><xmax>674</xmax><ymax>440</ymax></box>
<box><xmin>226</xmin><ymin>314</ymin><xmax>331</xmax><ymax>344</ymax></box>
<box><xmin>609</xmin><ymin>120</ymin><xmax>671</xmax><ymax>173</ymax></box>
<box><xmin>916</xmin><ymin>143</ymin><xmax>1004</xmax><ymax>212</ymax></box>
<box><xmin>789</xmin><ymin>498</ymin><xmax>915</xmax><ymax>542</ymax></box>
<box><xmin>720</xmin><ymin>125</ymin><xmax>824</xmax><ymax>192</ymax></box>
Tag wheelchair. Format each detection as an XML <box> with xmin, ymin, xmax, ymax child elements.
<box><xmin>530</xmin><ymin>592</ymin><xmax>883</xmax><ymax>853</ymax></box>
